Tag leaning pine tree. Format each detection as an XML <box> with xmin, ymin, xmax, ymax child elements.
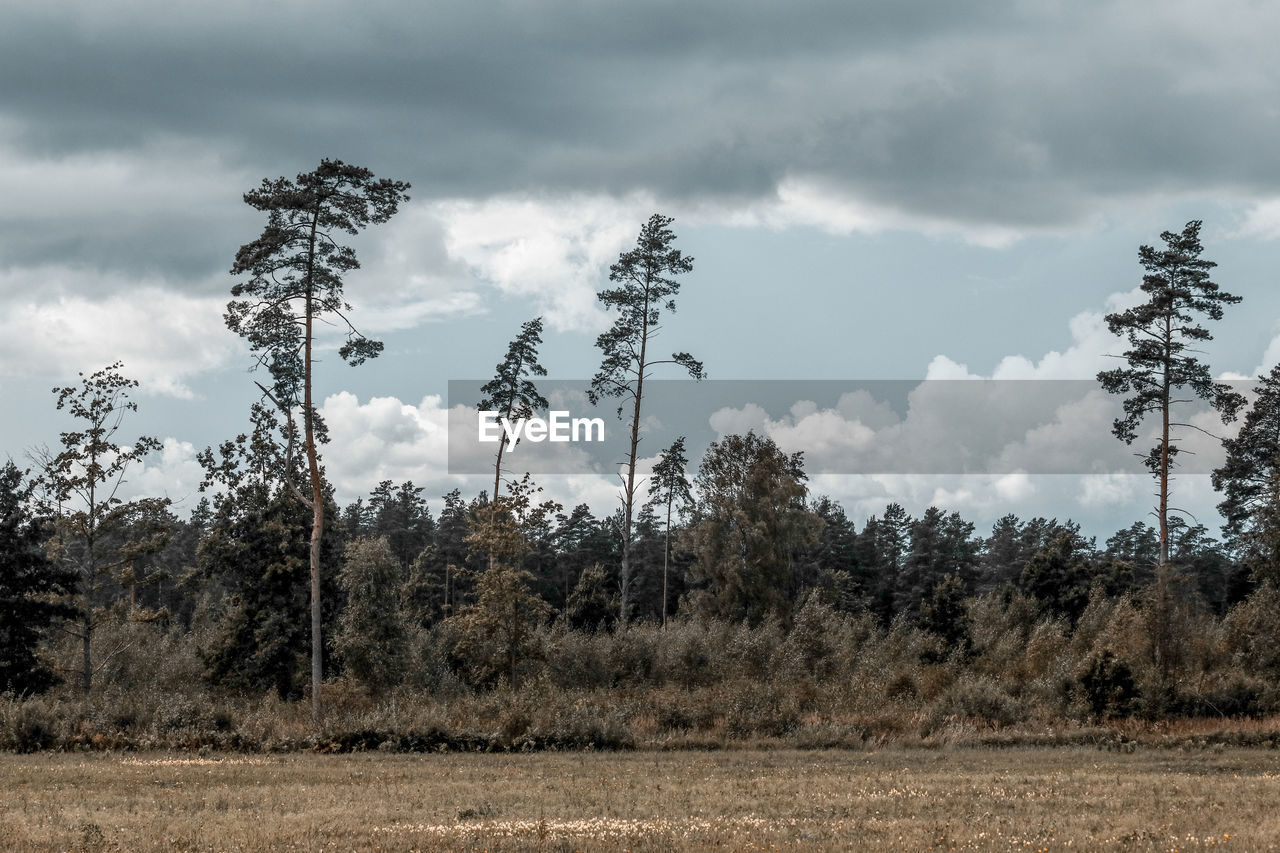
<box><xmin>225</xmin><ymin>159</ymin><xmax>410</xmax><ymax>721</ymax></box>
<box><xmin>1097</xmin><ymin>219</ymin><xmax>1244</xmax><ymax>678</ymax></box>
<box><xmin>479</xmin><ymin>317</ymin><xmax>548</xmax><ymax>504</ymax></box>
<box><xmin>589</xmin><ymin>214</ymin><xmax>704</xmax><ymax>625</ymax></box>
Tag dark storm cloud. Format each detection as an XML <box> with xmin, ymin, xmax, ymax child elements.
<box><xmin>3</xmin><ymin>0</ymin><xmax>1280</xmax><ymax>280</ymax></box>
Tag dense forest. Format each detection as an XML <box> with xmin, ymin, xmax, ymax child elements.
<box><xmin>5</xmin><ymin>162</ymin><xmax>1280</xmax><ymax>753</ymax></box>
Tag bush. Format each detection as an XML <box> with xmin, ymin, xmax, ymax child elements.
<box><xmin>1077</xmin><ymin>651</ymin><xmax>1139</xmax><ymax>720</ymax></box>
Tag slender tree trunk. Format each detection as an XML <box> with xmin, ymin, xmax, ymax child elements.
<box><xmin>493</xmin><ymin>441</ymin><xmax>506</xmax><ymax>509</ymax></box>
<box><xmin>1160</xmin><ymin>321</ymin><xmax>1171</xmax><ymax>567</ymax></box>
<box><xmin>1155</xmin><ymin>316</ymin><xmax>1173</xmax><ymax>682</ymax></box>
<box><xmin>81</xmin><ymin>479</ymin><xmax>97</xmax><ymax>694</ymax></box>
<box><xmin>80</xmin><ymin>608</ymin><xmax>92</xmax><ymax>694</ymax></box>
<box><xmin>304</xmin><ymin>212</ymin><xmax>324</xmax><ymax>725</ymax></box>
<box><xmin>619</xmin><ymin>287</ymin><xmax>651</xmax><ymax>626</ymax></box>
<box><xmin>662</xmin><ymin>498</ymin><xmax>672</xmax><ymax>628</ymax></box>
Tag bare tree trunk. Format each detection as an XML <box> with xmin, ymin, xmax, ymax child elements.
<box><xmin>80</xmin><ymin>610</ymin><xmax>92</xmax><ymax>694</ymax></box>
<box><xmin>304</xmin><ymin>216</ymin><xmax>324</xmax><ymax>726</ymax></box>
<box><xmin>493</xmin><ymin>442</ymin><xmax>506</xmax><ymax>509</ymax></box>
<box><xmin>619</xmin><ymin>289</ymin><xmax>651</xmax><ymax>627</ymax></box>
<box><xmin>1160</xmin><ymin>321</ymin><xmax>1171</xmax><ymax>567</ymax></box>
<box><xmin>662</xmin><ymin>499</ymin><xmax>672</xmax><ymax>628</ymax></box>
<box><xmin>1155</xmin><ymin>321</ymin><xmax>1172</xmax><ymax>682</ymax></box>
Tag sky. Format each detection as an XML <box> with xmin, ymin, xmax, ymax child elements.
<box><xmin>4</xmin><ymin>0</ymin><xmax>1280</xmax><ymax>542</ymax></box>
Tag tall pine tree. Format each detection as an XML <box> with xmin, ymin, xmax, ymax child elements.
<box><xmin>226</xmin><ymin>159</ymin><xmax>409</xmax><ymax>721</ymax></box>
<box><xmin>589</xmin><ymin>214</ymin><xmax>704</xmax><ymax>625</ymax></box>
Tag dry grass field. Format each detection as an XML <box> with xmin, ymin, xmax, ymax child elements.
<box><xmin>1</xmin><ymin>747</ymin><xmax>1277</xmax><ymax>851</ymax></box>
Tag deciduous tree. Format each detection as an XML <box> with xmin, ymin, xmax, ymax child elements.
<box><xmin>39</xmin><ymin>363</ymin><xmax>167</xmax><ymax>694</ymax></box>
<box><xmin>684</xmin><ymin>431</ymin><xmax>820</xmax><ymax>623</ymax></box>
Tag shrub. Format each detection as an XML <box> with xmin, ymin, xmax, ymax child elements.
<box><xmin>1077</xmin><ymin>650</ymin><xmax>1139</xmax><ymax>720</ymax></box>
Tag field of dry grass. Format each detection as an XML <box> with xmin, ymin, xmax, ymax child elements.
<box><xmin>2</xmin><ymin>747</ymin><xmax>1277</xmax><ymax>851</ymax></box>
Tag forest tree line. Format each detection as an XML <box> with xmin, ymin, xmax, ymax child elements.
<box><xmin>5</xmin><ymin>162</ymin><xmax>1280</xmax><ymax>746</ymax></box>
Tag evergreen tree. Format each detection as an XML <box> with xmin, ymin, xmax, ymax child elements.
<box><xmin>197</xmin><ymin>405</ymin><xmax>342</xmax><ymax>699</ymax></box>
<box><xmin>0</xmin><ymin>462</ymin><xmax>76</xmax><ymax>695</ymax></box>
<box><xmin>919</xmin><ymin>574</ymin><xmax>971</xmax><ymax>655</ymax></box>
<box><xmin>334</xmin><ymin>537</ymin><xmax>406</xmax><ymax>694</ymax></box>
<box><xmin>1098</xmin><ymin>221</ymin><xmax>1244</xmax><ymax>682</ymax></box>
<box><xmin>199</xmin><ymin>483</ymin><xmax>339</xmax><ymax>699</ymax></box>
<box><xmin>566</xmin><ymin>563</ymin><xmax>619</xmax><ymax>632</ymax></box>
<box><xmin>1214</xmin><ymin>365</ymin><xmax>1280</xmax><ymax>585</ymax></box>
<box><xmin>367</xmin><ymin>480</ymin><xmax>434</xmax><ymax>574</ymax></box>
<box><xmin>893</xmin><ymin>507</ymin><xmax>977</xmax><ymax>619</ymax></box>
<box><xmin>858</xmin><ymin>503</ymin><xmax>911</xmax><ymax>622</ymax></box>
<box><xmin>1097</xmin><ymin>220</ymin><xmax>1244</xmax><ymax>567</ymax></box>
<box><xmin>645</xmin><ymin>436</ymin><xmax>694</xmax><ymax>626</ymax></box>
<box><xmin>1100</xmin><ymin>521</ymin><xmax>1159</xmax><ymax>595</ymax></box>
<box><xmin>627</xmin><ymin>502</ymin><xmax>668</xmax><ymax>621</ymax></box>
<box><xmin>589</xmin><ymin>214</ymin><xmax>704</xmax><ymax>624</ymax></box>
<box><xmin>548</xmin><ymin>504</ymin><xmax>617</xmax><ymax>620</ymax></box>
<box><xmin>1019</xmin><ymin>529</ymin><xmax>1095</xmax><ymax>623</ymax></box>
<box><xmin>807</xmin><ymin>496</ymin><xmax>872</xmax><ymax>613</ymax></box>
<box><xmin>226</xmin><ymin>159</ymin><xmax>409</xmax><ymax>721</ymax></box>
<box><xmin>478</xmin><ymin>318</ymin><xmax>549</xmax><ymax>502</ymax></box>
<box><xmin>446</xmin><ymin>479</ymin><xmax>553</xmax><ymax>688</ymax></box>
<box><xmin>433</xmin><ymin>489</ymin><xmax>476</xmax><ymax>616</ymax></box>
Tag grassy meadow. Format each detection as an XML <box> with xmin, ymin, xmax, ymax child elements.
<box><xmin>2</xmin><ymin>747</ymin><xmax>1277</xmax><ymax>851</ymax></box>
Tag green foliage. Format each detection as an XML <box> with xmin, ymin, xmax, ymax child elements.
<box><xmin>198</xmin><ymin>483</ymin><xmax>341</xmax><ymax>700</ymax></box>
<box><xmin>226</xmin><ymin>159</ymin><xmax>410</xmax><ymax>398</ymax></box>
<box><xmin>588</xmin><ymin>213</ymin><xmax>703</xmax><ymax>624</ymax></box>
<box><xmin>1097</xmin><ymin>220</ymin><xmax>1244</xmax><ymax>564</ymax></box>
<box><xmin>0</xmin><ymin>462</ymin><xmax>76</xmax><ymax>695</ymax></box>
<box><xmin>919</xmin><ymin>574</ymin><xmax>971</xmax><ymax>654</ymax></box>
<box><xmin>684</xmin><ymin>431</ymin><xmax>821</xmax><ymax>623</ymax></box>
<box><xmin>479</xmin><ymin>317</ymin><xmax>549</xmax><ymax>499</ymax></box>
<box><xmin>566</xmin><ymin>563</ymin><xmax>618</xmax><ymax>632</ymax></box>
<box><xmin>1019</xmin><ymin>529</ymin><xmax>1094</xmax><ymax>623</ymax></box>
<box><xmin>447</xmin><ymin>563</ymin><xmax>551</xmax><ymax>689</ymax></box>
<box><xmin>1077</xmin><ymin>650</ymin><xmax>1139</xmax><ymax>720</ymax></box>
<box><xmin>807</xmin><ymin>496</ymin><xmax>874</xmax><ymax>613</ymax></box>
<box><xmin>364</xmin><ymin>480</ymin><xmax>434</xmax><ymax>573</ymax></box>
<box><xmin>40</xmin><ymin>363</ymin><xmax>168</xmax><ymax>694</ymax></box>
<box><xmin>543</xmin><ymin>504</ymin><xmax>617</xmax><ymax>618</ymax></box>
<box><xmin>1222</xmin><ymin>583</ymin><xmax>1280</xmax><ymax>679</ymax></box>
<box><xmin>445</xmin><ymin>481</ymin><xmax>558</xmax><ymax>688</ymax></box>
<box><xmin>893</xmin><ymin>507</ymin><xmax>978</xmax><ymax>618</ymax></box>
<box><xmin>1215</xmin><ymin>365</ymin><xmax>1280</xmax><ymax>585</ymax></box>
<box><xmin>334</xmin><ymin>538</ymin><xmax>407</xmax><ymax>695</ymax></box>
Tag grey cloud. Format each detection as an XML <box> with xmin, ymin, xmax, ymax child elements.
<box><xmin>3</xmin><ymin>0</ymin><xmax>1280</xmax><ymax>280</ymax></box>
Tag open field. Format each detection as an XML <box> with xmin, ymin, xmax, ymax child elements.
<box><xmin>1</xmin><ymin>748</ymin><xmax>1277</xmax><ymax>851</ymax></box>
